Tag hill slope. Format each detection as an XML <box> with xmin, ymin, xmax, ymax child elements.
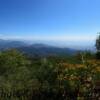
<box><xmin>18</xmin><ymin>44</ymin><xmax>76</xmax><ymax>56</ymax></box>
<box><xmin>0</xmin><ymin>40</ymin><xmax>76</xmax><ymax>56</ymax></box>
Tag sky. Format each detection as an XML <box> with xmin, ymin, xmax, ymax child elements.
<box><xmin>0</xmin><ymin>0</ymin><xmax>100</xmax><ymax>48</ymax></box>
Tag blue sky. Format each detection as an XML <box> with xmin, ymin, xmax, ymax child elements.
<box><xmin>0</xmin><ymin>0</ymin><xmax>100</xmax><ymax>47</ymax></box>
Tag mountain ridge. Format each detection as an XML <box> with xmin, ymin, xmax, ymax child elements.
<box><xmin>0</xmin><ymin>39</ymin><xmax>76</xmax><ymax>56</ymax></box>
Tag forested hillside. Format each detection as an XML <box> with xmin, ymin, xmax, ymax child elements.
<box><xmin>0</xmin><ymin>35</ymin><xmax>99</xmax><ymax>100</ymax></box>
<box><xmin>0</xmin><ymin>40</ymin><xmax>76</xmax><ymax>57</ymax></box>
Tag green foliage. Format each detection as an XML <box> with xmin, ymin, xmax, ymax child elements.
<box><xmin>0</xmin><ymin>49</ymin><xmax>29</xmax><ymax>75</ymax></box>
<box><xmin>96</xmin><ymin>33</ymin><xmax>100</xmax><ymax>51</ymax></box>
<box><xmin>0</xmin><ymin>49</ymin><xmax>32</xmax><ymax>99</ymax></box>
<box><xmin>95</xmin><ymin>33</ymin><xmax>100</xmax><ymax>59</ymax></box>
<box><xmin>0</xmin><ymin>49</ymin><xmax>99</xmax><ymax>100</ymax></box>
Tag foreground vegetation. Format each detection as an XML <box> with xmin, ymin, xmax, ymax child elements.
<box><xmin>0</xmin><ymin>49</ymin><xmax>99</xmax><ymax>100</ymax></box>
<box><xmin>0</xmin><ymin>34</ymin><xmax>100</xmax><ymax>100</ymax></box>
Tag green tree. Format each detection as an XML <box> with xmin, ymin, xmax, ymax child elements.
<box><xmin>0</xmin><ymin>49</ymin><xmax>29</xmax><ymax>74</ymax></box>
<box><xmin>0</xmin><ymin>49</ymin><xmax>32</xmax><ymax>99</ymax></box>
<box><xmin>95</xmin><ymin>33</ymin><xmax>100</xmax><ymax>59</ymax></box>
<box><xmin>96</xmin><ymin>33</ymin><xmax>100</xmax><ymax>51</ymax></box>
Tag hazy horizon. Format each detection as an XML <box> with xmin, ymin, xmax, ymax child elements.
<box><xmin>0</xmin><ymin>38</ymin><xmax>96</xmax><ymax>51</ymax></box>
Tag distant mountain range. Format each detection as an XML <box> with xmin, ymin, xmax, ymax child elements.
<box><xmin>18</xmin><ymin>44</ymin><xmax>76</xmax><ymax>56</ymax></box>
<box><xmin>0</xmin><ymin>39</ymin><xmax>28</xmax><ymax>50</ymax></box>
<box><xmin>0</xmin><ymin>39</ymin><xmax>76</xmax><ymax>56</ymax></box>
